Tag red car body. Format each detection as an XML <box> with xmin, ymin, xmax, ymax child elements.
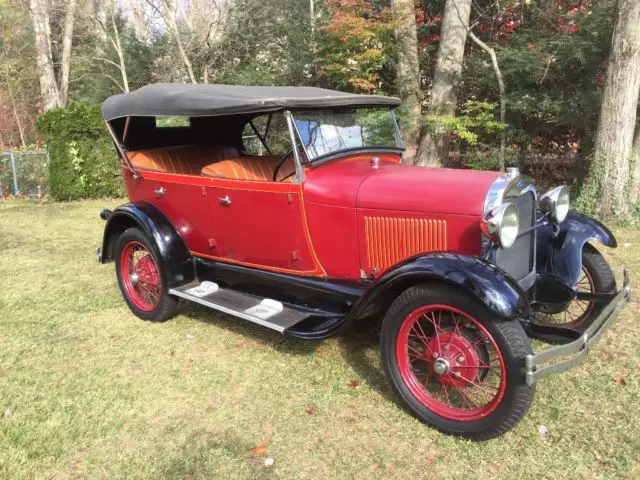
<box><xmin>97</xmin><ymin>84</ymin><xmax>630</xmax><ymax>440</ymax></box>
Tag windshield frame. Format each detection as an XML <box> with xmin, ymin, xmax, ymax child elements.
<box><xmin>289</xmin><ymin>107</ymin><xmax>405</xmax><ymax>165</ymax></box>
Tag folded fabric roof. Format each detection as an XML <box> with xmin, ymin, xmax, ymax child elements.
<box><xmin>102</xmin><ymin>83</ymin><xmax>401</xmax><ymax>121</ymax></box>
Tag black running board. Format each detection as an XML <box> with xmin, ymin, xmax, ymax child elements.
<box><xmin>169</xmin><ymin>281</ymin><xmax>311</xmax><ymax>333</ymax></box>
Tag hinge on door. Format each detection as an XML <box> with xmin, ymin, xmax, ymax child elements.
<box><xmin>291</xmin><ymin>249</ymin><xmax>300</xmax><ymax>261</ymax></box>
<box><xmin>287</xmin><ymin>194</ymin><xmax>293</xmax><ymax>204</ymax></box>
<box><xmin>201</xmin><ymin>186</ymin><xmax>207</xmax><ymax>197</ymax></box>
<box><xmin>208</xmin><ymin>238</ymin><xmax>216</xmax><ymax>250</ymax></box>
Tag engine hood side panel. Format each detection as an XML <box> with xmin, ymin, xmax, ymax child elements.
<box><xmin>356</xmin><ymin>166</ymin><xmax>500</xmax><ymax>216</ymax></box>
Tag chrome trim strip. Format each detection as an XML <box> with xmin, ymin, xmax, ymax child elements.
<box><xmin>483</xmin><ymin>172</ymin><xmax>536</xmax><ymax>214</ymax></box>
<box><xmin>525</xmin><ymin>269</ymin><xmax>631</xmax><ymax>385</ymax></box>
<box><xmin>285</xmin><ymin>110</ymin><xmax>306</xmax><ymax>183</ymax></box>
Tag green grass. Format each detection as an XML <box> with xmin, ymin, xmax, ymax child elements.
<box><xmin>1</xmin><ymin>198</ymin><xmax>639</xmax><ymax>479</ymax></box>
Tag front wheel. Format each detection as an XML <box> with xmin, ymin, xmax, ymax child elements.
<box><xmin>115</xmin><ymin>227</ymin><xmax>178</xmax><ymax>322</ymax></box>
<box><xmin>530</xmin><ymin>243</ymin><xmax>616</xmax><ymax>344</ymax></box>
<box><xmin>381</xmin><ymin>284</ymin><xmax>535</xmax><ymax>440</ymax></box>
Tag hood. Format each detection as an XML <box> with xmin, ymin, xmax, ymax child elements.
<box><xmin>356</xmin><ymin>164</ymin><xmax>500</xmax><ymax>216</ymax></box>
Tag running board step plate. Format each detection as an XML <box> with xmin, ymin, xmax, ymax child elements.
<box><xmin>169</xmin><ymin>281</ymin><xmax>310</xmax><ymax>333</ymax></box>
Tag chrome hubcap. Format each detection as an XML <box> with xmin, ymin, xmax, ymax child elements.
<box><xmin>433</xmin><ymin>358</ymin><xmax>450</xmax><ymax>375</ymax></box>
<box><xmin>130</xmin><ymin>272</ymin><xmax>139</xmax><ymax>284</ymax></box>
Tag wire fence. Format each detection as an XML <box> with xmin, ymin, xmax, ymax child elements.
<box><xmin>0</xmin><ymin>150</ymin><xmax>49</xmax><ymax>198</ymax></box>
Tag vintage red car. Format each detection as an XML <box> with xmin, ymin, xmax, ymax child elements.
<box><xmin>97</xmin><ymin>84</ymin><xmax>630</xmax><ymax>439</ymax></box>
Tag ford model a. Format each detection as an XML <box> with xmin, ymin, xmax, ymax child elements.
<box><xmin>97</xmin><ymin>84</ymin><xmax>630</xmax><ymax>439</ymax></box>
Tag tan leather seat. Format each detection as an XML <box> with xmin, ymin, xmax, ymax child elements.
<box><xmin>201</xmin><ymin>155</ymin><xmax>296</xmax><ymax>182</ymax></box>
<box><xmin>128</xmin><ymin>144</ymin><xmax>239</xmax><ymax>175</ymax></box>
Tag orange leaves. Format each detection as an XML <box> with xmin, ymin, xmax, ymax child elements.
<box><xmin>248</xmin><ymin>444</ymin><xmax>268</xmax><ymax>456</ymax></box>
<box><xmin>318</xmin><ymin>0</ymin><xmax>392</xmax><ymax>93</ymax></box>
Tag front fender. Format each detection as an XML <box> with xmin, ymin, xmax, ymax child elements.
<box><xmin>99</xmin><ymin>202</ymin><xmax>195</xmax><ymax>287</ymax></box>
<box><xmin>346</xmin><ymin>253</ymin><xmax>530</xmax><ymax>322</ymax></box>
<box><xmin>536</xmin><ymin>210</ymin><xmax>617</xmax><ymax>286</ymax></box>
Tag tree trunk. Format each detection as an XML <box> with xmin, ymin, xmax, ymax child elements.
<box><xmin>580</xmin><ymin>0</ymin><xmax>640</xmax><ymax>219</ymax></box>
<box><xmin>467</xmin><ymin>30</ymin><xmax>507</xmax><ymax>171</ymax></box>
<box><xmin>164</xmin><ymin>0</ymin><xmax>197</xmax><ymax>84</ymax></box>
<box><xmin>58</xmin><ymin>0</ymin><xmax>77</xmax><ymax>107</ymax></box>
<box><xmin>93</xmin><ymin>0</ymin><xmax>108</xmax><ymax>44</ymax></box>
<box><xmin>630</xmin><ymin>122</ymin><xmax>640</xmax><ymax>205</ymax></box>
<box><xmin>415</xmin><ymin>0</ymin><xmax>472</xmax><ymax>167</ymax></box>
<box><xmin>28</xmin><ymin>0</ymin><xmax>60</xmax><ymax>112</ymax></box>
<box><xmin>111</xmin><ymin>6</ymin><xmax>130</xmax><ymax>92</ymax></box>
<box><xmin>392</xmin><ymin>0</ymin><xmax>422</xmax><ymax>164</ymax></box>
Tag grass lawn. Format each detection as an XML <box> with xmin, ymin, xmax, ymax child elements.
<box><xmin>1</xmin><ymin>198</ymin><xmax>639</xmax><ymax>479</ymax></box>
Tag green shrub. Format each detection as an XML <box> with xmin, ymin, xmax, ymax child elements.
<box><xmin>36</xmin><ymin>103</ymin><xmax>124</xmax><ymax>200</ymax></box>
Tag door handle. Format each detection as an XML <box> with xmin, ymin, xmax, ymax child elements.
<box><xmin>154</xmin><ymin>187</ymin><xmax>166</xmax><ymax>198</ymax></box>
<box><xmin>219</xmin><ymin>195</ymin><xmax>231</xmax><ymax>206</ymax></box>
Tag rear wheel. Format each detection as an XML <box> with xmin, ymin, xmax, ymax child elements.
<box><xmin>530</xmin><ymin>243</ymin><xmax>616</xmax><ymax>344</ymax></box>
<box><xmin>381</xmin><ymin>284</ymin><xmax>534</xmax><ymax>440</ymax></box>
<box><xmin>115</xmin><ymin>227</ymin><xmax>178</xmax><ymax>322</ymax></box>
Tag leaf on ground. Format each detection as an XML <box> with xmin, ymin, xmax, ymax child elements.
<box><xmin>264</xmin><ymin>457</ymin><xmax>274</xmax><ymax>467</ymax></box>
<box><xmin>248</xmin><ymin>444</ymin><xmax>268</xmax><ymax>456</ymax></box>
<box><xmin>347</xmin><ymin>380</ymin><xmax>360</xmax><ymax>389</ymax></box>
<box><xmin>170</xmin><ymin>349</ymin><xmax>175</xmax><ymax>356</ymax></box>
<box><xmin>185</xmin><ymin>333</ymin><xmax>196</xmax><ymax>341</ymax></box>
<box><xmin>623</xmin><ymin>243</ymin><xmax>633</xmax><ymax>248</ymax></box>
<box><xmin>305</xmin><ymin>405</ymin><xmax>317</xmax><ymax>416</ymax></box>
<box><xmin>537</xmin><ymin>425</ymin><xmax>549</xmax><ymax>435</ymax></box>
<box><xmin>3</xmin><ymin>408</ymin><xmax>13</xmax><ymax>418</ymax></box>
<box><xmin>614</xmin><ymin>377</ymin><xmax>627</xmax><ymax>386</ymax></box>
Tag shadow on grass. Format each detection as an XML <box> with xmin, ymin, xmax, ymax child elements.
<box><xmin>338</xmin><ymin>317</ymin><xmax>396</xmax><ymax>402</ymax></box>
<box><xmin>179</xmin><ymin>301</ymin><xmax>395</xmax><ymax>400</ymax></box>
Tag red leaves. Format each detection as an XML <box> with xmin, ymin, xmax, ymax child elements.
<box><xmin>614</xmin><ymin>377</ymin><xmax>627</xmax><ymax>387</ymax></box>
<box><xmin>347</xmin><ymin>379</ymin><xmax>360</xmax><ymax>389</ymax></box>
<box><xmin>248</xmin><ymin>444</ymin><xmax>268</xmax><ymax>456</ymax></box>
<box><xmin>305</xmin><ymin>405</ymin><xmax>317</xmax><ymax>416</ymax></box>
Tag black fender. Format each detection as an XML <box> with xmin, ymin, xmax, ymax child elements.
<box><xmin>99</xmin><ymin>202</ymin><xmax>195</xmax><ymax>287</ymax></box>
<box><xmin>536</xmin><ymin>210</ymin><xmax>617</xmax><ymax>286</ymax></box>
<box><xmin>345</xmin><ymin>253</ymin><xmax>530</xmax><ymax>323</ymax></box>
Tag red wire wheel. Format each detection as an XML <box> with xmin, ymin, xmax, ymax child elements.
<box><xmin>381</xmin><ymin>284</ymin><xmax>534</xmax><ymax>439</ymax></box>
<box><xmin>119</xmin><ymin>240</ymin><xmax>162</xmax><ymax>312</ymax></box>
<box><xmin>396</xmin><ymin>305</ymin><xmax>507</xmax><ymax>421</ymax></box>
<box><xmin>534</xmin><ymin>267</ymin><xmax>595</xmax><ymax>327</ymax></box>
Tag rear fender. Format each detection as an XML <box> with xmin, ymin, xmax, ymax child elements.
<box><xmin>346</xmin><ymin>253</ymin><xmax>530</xmax><ymax>323</ymax></box>
<box><xmin>99</xmin><ymin>202</ymin><xmax>195</xmax><ymax>287</ymax></box>
<box><xmin>536</xmin><ymin>211</ymin><xmax>617</xmax><ymax>287</ymax></box>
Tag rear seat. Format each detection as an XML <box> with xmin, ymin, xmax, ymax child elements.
<box><xmin>127</xmin><ymin>144</ymin><xmax>239</xmax><ymax>175</ymax></box>
<box><xmin>201</xmin><ymin>156</ymin><xmax>296</xmax><ymax>182</ymax></box>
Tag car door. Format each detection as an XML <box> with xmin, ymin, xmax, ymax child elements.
<box><xmin>204</xmin><ymin>178</ymin><xmax>323</xmax><ymax>275</ymax></box>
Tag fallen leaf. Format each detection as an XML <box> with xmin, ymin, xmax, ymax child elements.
<box><xmin>347</xmin><ymin>380</ymin><xmax>360</xmax><ymax>389</ymax></box>
<box><xmin>264</xmin><ymin>457</ymin><xmax>274</xmax><ymax>467</ymax></box>
<box><xmin>3</xmin><ymin>408</ymin><xmax>13</xmax><ymax>418</ymax></box>
<box><xmin>614</xmin><ymin>377</ymin><xmax>627</xmax><ymax>387</ymax></box>
<box><xmin>185</xmin><ymin>333</ymin><xmax>196</xmax><ymax>341</ymax></box>
<box><xmin>623</xmin><ymin>243</ymin><xmax>632</xmax><ymax>248</ymax></box>
<box><xmin>305</xmin><ymin>405</ymin><xmax>317</xmax><ymax>416</ymax></box>
<box><xmin>110</xmin><ymin>335</ymin><xmax>118</xmax><ymax>340</ymax></box>
<box><xmin>170</xmin><ymin>349</ymin><xmax>175</xmax><ymax>357</ymax></box>
<box><xmin>248</xmin><ymin>444</ymin><xmax>268</xmax><ymax>456</ymax></box>
<box><xmin>537</xmin><ymin>425</ymin><xmax>549</xmax><ymax>435</ymax></box>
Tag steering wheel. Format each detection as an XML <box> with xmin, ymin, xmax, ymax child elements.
<box><xmin>273</xmin><ymin>148</ymin><xmax>296</xmax><ymax>182</ymax></box>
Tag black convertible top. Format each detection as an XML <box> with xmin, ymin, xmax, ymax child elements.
<box><xmin>102</xmin><ymin>83</ymin><xmax>401</xmax><ymax>122</ymax></box>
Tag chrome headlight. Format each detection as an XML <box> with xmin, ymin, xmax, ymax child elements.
<box><xmin>482</xmin><ymin>203</ymin><xmax>519</xmax><ymax>249</ymax></box>
<box><xmin>539</xmin><ymin>186</ymin><xmax>570</xmax><ymax>223</ymax></box>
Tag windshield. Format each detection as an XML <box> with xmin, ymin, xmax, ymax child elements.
<box><xmin>292</xmin><ymin>108</ymin><xmax>403</xmax><ymax>161</ymax></box>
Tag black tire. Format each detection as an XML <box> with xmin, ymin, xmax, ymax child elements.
<box><xmin>115</xmin><ymin>227</ymin><xmax>178</xmax><ymax>322</ymax></box>
<box><xmin>529</xmin><ymin>243</ymin><xmax>616</xmax><ymax>344</ymax></box>
<box><xmin>381</xmin><ymin>283</ymin><xmax>535</xmax><ymax>440</ymax></box>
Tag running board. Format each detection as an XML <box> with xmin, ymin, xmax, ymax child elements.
<box><xmin>169</xmin><ymin>281</ymin><xmax>311</xmax><ymax>333</ymax></box>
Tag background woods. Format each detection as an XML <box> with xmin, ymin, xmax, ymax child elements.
<box><xmin>1</xmin><ymin>0</ymin><xmax>639</xmax><ymax>220</ymax></box>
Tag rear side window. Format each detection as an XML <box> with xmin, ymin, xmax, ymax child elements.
<box><xmin>242</xmin><ymin>113</ymin><xmax>291</xmax><ymax>156</ymax></box>
<box><xmin>155</xmin><ymin>116</ymin><xmax>190</xmax><ymax>128</ymax></box>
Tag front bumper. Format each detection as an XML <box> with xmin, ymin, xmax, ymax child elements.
<box><xmin>525</xmin><ymin>269</ymin><xmax>631</xmax><ymax>386</ymax></box>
